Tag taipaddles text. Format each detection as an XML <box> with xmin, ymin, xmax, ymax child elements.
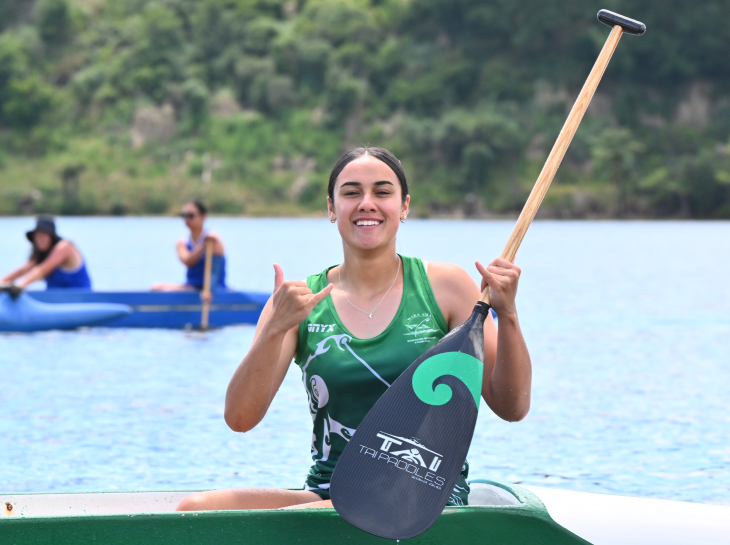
<box><xmin>357</xmin><ymin>431</ymin><xmax>446</xmax><ymax>489</ymax></box>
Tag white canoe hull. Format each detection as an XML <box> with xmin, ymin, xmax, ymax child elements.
<box><xmin>2</xmin><ymin>483</ymin><xmax>729</xmax><ymax>544</ymax></box>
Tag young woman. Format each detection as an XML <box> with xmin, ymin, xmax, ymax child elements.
<box><xmin>177</xmin><ymin>147</ymin><xmax>531</xmax><ymax>511</ymax></box>
<box><xmin>2</xmin><ymin>216</ymin><xmax>92</xmax><ymax>290</ymax></box>
<box><xmin>151</xmin><ymin>200</ymin><xmax>227</xmax><ymax>292</ymax></box>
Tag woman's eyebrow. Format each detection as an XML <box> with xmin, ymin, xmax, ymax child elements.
<box><xmin>340</xmin><ymin>180</ymin><xmax>394</xmax><ymax>188</ymax></box>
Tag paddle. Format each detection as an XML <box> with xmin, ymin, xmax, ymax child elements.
<box><xmin>330</xmin><ymin>10</ymin><xmax>646</xmax><ymax>540</ymax></box>
<box><xmin>0</xmin><ymin>283</ymin><xmax>23</xmax><ymax>300</ymax></box>
<box><xmin>200</xmin><ymin>237</ymin><xmax>214</xmax><ymax>330</ymax></box>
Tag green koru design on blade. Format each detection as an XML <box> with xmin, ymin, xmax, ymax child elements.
<box><xmin>411</xmin><ymin>352</ymin><xmax>483</xmax><ymax>408</ymax></box>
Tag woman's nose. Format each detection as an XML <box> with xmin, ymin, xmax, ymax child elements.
<box><xmin>359</xmin><ymin>192</ymin><xmax>376</xmax><ymax>210</ymax></box>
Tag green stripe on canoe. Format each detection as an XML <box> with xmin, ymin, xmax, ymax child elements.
<box><xmin>0</xmin><ymin>482</ymin><xmax>590</xmax><ymax>545</ymax></box>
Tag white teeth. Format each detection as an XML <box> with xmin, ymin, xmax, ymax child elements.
<box><xmin>356</xmin><ymin>220</ymin><xmax>380</xmax><ymax>226</ymax></box>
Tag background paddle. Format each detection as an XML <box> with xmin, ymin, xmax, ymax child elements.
<box><xmin>0</xmin><ymin>283</ymin><xmax>23</xmax><ymax>300</ymax></box>
<box><xmin>330</xmin><ymin>10</ymin><xmax>646</xmax><ymax>540</ymax></box>
<box><xmin>200</xmin><ymin>237</ymin><xmax>214</xmax><ymax>330</ymax></box>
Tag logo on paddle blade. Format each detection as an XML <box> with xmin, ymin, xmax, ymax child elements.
<box><xmin>411</xmin><ymin>352</ymin><xmax>483</xmax><ymax>408</ymax></box>
<box><xmin>358</xmin><ymin>431</ymin><xmax>445</xmax><ymax>489</ymax></box>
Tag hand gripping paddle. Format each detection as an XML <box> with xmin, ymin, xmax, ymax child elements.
<box><xmin>330</xmin><ymin>9</ymin><xmax>646</xmax><ymax>540</ymax></box>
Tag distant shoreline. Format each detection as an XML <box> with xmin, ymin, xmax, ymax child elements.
<box><xmin>2</xmin><ymin>213</ymin><xmax>727</xmax><ymax>221</ymax></box>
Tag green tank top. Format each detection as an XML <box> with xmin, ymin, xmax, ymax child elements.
<box><xmin>295</xmin><ymin>255</ymin><xmax>471</xmax><ymax>506</ymax></box>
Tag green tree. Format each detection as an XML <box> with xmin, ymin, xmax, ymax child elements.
<box><xmin>2</xmin><ymin>75</ymin><xmax>56</xmax><ymax>128</ymax></box>
<box><xmin>591</xmin><ymin>127</ymin><xmax>645</xmax><ymax>217</ymax></box>
<box><xmin>36</xmin><ymin>0</ymin><xmax>72</xmax><ymax>46</ymax></box>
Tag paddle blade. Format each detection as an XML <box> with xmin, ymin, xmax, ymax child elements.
<box><xmin>330</xmin><ymin>302</ymin><xmax>490</xmax><ymax>540</ymax></box>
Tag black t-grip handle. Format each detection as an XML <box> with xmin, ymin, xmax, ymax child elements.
<box><xmin>597</xmin><ymin>9</ymin><xmax>646</xmax><ymax>36</ymax></box>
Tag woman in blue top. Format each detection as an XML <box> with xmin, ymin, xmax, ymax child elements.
<box><xmin>1</xmin><ymin>216</ymin><xmax>92</xmax><ymax>290</ymax></box>
<box><xmin>152</xmin><ymin>200</ymin><xmax>227</xmax><ymax>292</ymax></box>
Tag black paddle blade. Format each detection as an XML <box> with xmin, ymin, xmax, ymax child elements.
<box><xmin>330</xmin><ymin>302</ymin><xmax>490</xmax><ymax>540</ymax></box>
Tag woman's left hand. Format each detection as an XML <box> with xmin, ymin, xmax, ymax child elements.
<box><xmin>476</xmin><ymin>258</ymin><xmax>521</xmax><ymax>317</ymax></box>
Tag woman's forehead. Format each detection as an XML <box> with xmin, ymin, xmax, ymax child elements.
<box><xmin>336</xmin><ymin>156</ymin><xmax>397</xmax><ymax>185</ymax></box>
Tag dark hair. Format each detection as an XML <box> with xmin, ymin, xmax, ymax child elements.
<box><xmin>186</xmin><ymin>200</ymin><xmax>207</xmax><ymax>215</ymax></box>
<box><xmin>328</xmin><ymin>147</ymin><xmax>408</xmax><ymax>204</ymax></box>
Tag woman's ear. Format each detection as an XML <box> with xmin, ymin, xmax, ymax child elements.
<box><xmin>401</xmin><ymin>195</ymin><xmax>410</xmax><ymax>221</ymax></box>
<box><xmin>327</xmin><ymin>197</ymin><xmax>336</xmax><ymax>222</ymax></box>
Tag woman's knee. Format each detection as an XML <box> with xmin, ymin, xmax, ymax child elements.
<box><xmin>176</xmin><ymin>492</ymin><xmax>211</xmax><ymax>511</ymax></box>
<box><xmin>175</xmin><ymin>488</ymin><xmax>321</xmax><ymax>512</ymax></box>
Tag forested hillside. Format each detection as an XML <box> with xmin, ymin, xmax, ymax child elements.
<box><xmin>1</xmin><ymin>0</ymin><xmax>729</xmax><ymax>217</ymax></box>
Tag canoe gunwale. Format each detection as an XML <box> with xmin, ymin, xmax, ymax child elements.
<box><xmin>24</xmin><ymin>290</ymin><xmax>269</xmax><ymax>329</ymax></box>
<box><xmin>0</xmin><ymin>482</ymin><xmax>596</xmax><ymax>544</ymax></box>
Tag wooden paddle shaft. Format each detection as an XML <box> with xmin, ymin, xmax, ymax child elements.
<box><xmin>481</xmin><ymin>24</ymin><xmax>624</xmax><ymax>304</ymax></box>
<box><xmin>200</xmin><ymin>238</ymin><xmax>214</xmax><ymax>330</ymax></box>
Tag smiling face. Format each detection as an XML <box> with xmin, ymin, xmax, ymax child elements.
<box><xmin>328</xmin><ymin>155</ymin><xmax>409</xmax><ymax>252</ymax></box>
<box><xmin>181</xmin><ymin>202</ymin><xmax>205</xmax><ymax>232</ymax></box>
<box><xmin>33</xmin><ymin>231</ymin><xmax>53</xmax><ymax>252</ymax></box>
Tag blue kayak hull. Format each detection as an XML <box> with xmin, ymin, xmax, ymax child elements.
<box><xmin>26</xmin><ymin>290</ymin><xmax>268</xmax><ymax>329</ymax></box>
<box><xmin>0</xmin><ymin>293</ymin><xmax>132</xmax><ymax>332</ymax></box>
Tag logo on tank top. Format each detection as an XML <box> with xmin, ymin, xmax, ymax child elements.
<box><xmin>404</xmin><ymin>313</ymin><xmax>439</xmax><ymax>344</ymax></box>
<box><xmin>308</xmin><ymin>323</ymin><xmax>336</xmax><ymax>333</ymax></box>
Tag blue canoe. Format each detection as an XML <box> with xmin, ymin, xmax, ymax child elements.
<box><xmin>26</xmin><ymin>290</ymin><xmax>269</xmax><ymax>329</ymax></box>
<box><xmin>0</xmin><ymin>292</ymin><xmax>132</xmax><ymax>333</ymax></box>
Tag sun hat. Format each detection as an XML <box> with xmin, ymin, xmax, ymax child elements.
<box><xmin>25</xmin><ymin>215</ymin><xmax>62</xmax><ymax>244</ymax></box>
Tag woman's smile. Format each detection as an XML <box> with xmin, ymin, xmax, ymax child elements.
<box><xmin>354</xmin><ymin>218</ymin><xmax>383</xmax><ymax>228</ymax></box>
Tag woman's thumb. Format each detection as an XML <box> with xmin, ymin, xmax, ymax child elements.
<box><xmin>475</xmin><ymin>260</ymin><xmax>492</xmax><ymax>291</ymax></box>
<box><xmin>273</xmin><ymin>263</ymin><xmax>284</xmax><ymax>291</ymax></box>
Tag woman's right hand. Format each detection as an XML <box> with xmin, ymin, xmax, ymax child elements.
<box><xmin>265</xmin><ymin>264</ymin><xmax>333</xmax><ymax>335</ymax></box>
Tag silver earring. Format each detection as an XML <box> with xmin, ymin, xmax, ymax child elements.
<box><xmin>331</xmin><ymin>218</ymin><xmax>336</xmax><ymax>223</ymax></box>
<box><xmin>400</xmin><ymin>218</ymin><xmax>406</xmax><ymax>223</ymax></box>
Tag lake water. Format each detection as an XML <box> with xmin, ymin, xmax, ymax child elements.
<box><xmin>1</xmin><ymin>217</ymin><xmax>729</xmax><ymax>505</ymax></box>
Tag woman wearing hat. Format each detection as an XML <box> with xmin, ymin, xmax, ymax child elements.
<box><xmin>1</xmin><ymin>216</ymin><xmax>92</xmax><ymax>290</ymax></box>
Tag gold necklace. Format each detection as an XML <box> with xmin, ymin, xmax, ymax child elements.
<box><xmin>338</xmin><ymin>258</ymin><xmax>401</xmax><ymax>318</ymax></box>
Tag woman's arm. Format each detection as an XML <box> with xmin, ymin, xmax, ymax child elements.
<box><xmin>476</xmin><ymin>258</ymin><xmax>531</xmax><ymax>422</ymax></box>
<box><xmin>176</xmin><ymin>232</ymin><xmax>224</xmax><ymax>267</ymax></box>
<box><xmin>2</xmin><ymin>259</ymin><xmax>36</xmax><ymax>283</ymax></box>
<box><xmin>428</xmin><ymin>260</ymin><xmax>531</xmax><ymax>422</ymax></box>
<box><xmin>224</xmin><ymin>264</ymin><xmax>333</xmax><ymax>433</ymax></box>
<box><xmin>176</xmin><ymin>239</ymin><xmax>204</xmax><ymax>267</ymax></box>
<box><xmin>16</xmin><ymin>241</ymin><xmax>76</xmax><ymax>288</ymax></box>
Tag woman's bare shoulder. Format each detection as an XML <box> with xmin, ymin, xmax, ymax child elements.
<box><xmin>427</xmin><ymin>261</ymin><xmax>476</xmax><ymax>289</ymax></box>
<box><xmin>426</xmin><ymin>261</ymin><xmax>480</xmax><ymax>310</ymax></box>
<box><xmin>51</xmin><ymin>240</ymin><xmax>74</xmax><ymax>255</ymax></box>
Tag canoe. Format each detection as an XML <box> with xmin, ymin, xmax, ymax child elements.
<box><xmin>26</xmin><ymin>290</ymin><xmax>269</xmax><ymax>329</ymax></box>
<box><xmin>2</xmin><ymin>480</ymin><xmax>728</xmax><ymax>544</ymax></box>
<box><xmin>0</xmin><ymin>292</ymin><xmax>132</xmax><ymax>333</ymax></box>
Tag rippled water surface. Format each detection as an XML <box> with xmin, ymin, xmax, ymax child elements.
<box><xmin>1</xmin><ymin>217</ymin><xmax>729</xmax><ymax>505</ymax></box>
